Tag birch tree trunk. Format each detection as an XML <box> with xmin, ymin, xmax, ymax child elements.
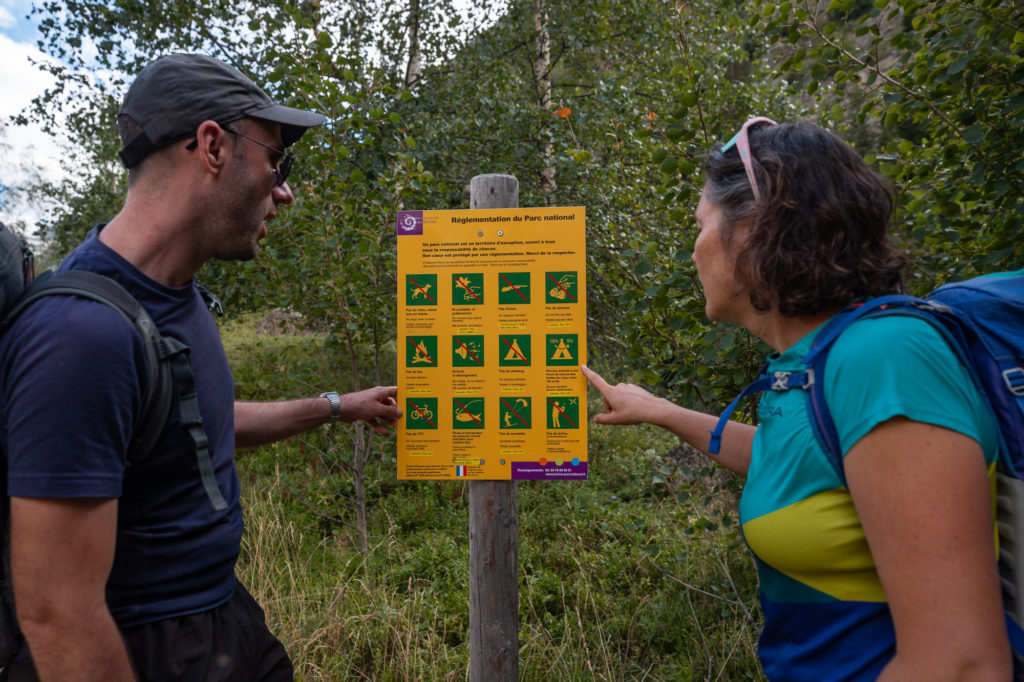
<box><xmin>404</xmin><ymin>0</ymin><xmax>423</xmax><ymax>87</ymax></box>
<box><xmin>533</xmin><ymin>0</ymin><xmax>556</xmax><ymax>204</ymax></box>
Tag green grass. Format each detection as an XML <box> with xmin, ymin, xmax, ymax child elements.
<box><xmin>225</xmin><ymin>316</ymin><xmax>764</xmax><ymax>680</ymax></box>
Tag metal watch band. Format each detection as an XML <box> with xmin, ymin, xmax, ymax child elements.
<box><xmin>319</xmin><ymin>391</ymin><xmax>342</xmax><ymax>422</ymax></box>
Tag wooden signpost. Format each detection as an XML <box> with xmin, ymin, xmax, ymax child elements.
<box><xmin>468</xmin><ymin>174</ymin><xmax>520</xmax><ymax>682</ymax></box>
<box><xmin>395</xmin><ymin>173</ymin><xmax>587</xmax><ymax>680</ymax></box>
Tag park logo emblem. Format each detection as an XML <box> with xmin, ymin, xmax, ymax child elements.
<box><xmin>406</xmin><ymin>335</ymin><xmax>437</xmax><ymax>367</ymax></box>
<box><xmin>452</xmin><ymin>398</ymin><xmax>485</xmax><ymax>430</ymax></box>
<box><xmin>396</xmin><ymin>210</ymin><xmax>424</xmax><ymax>235</ymax></box>
<box><xmin>497</xmin><ymin>272</ymin><xmax>530</xmax><ymax>304</ymax></box>
<box><xmin>545</xmin><ymin>271</ymin><xmax>578</xmax><ymax>304</ymax></box>
<box><xmin>546</xmin><ymin>396</ymin><xmax>580</xmax><ymax>429</ymax></box>
<box><xmin>452</xmin><ymin>273</ymin><xmax>484</xmax><ymax>305</ymax></box>
<box><xmin>498</xmin><ymin>334</ymin><xmax>531</xmax><ymax>366</ymax></box>
<box><xmin>546</xmin><ymin>334</ymin><xmax>578</xmax><ymax>366</ymax></box>
<box><xmin>405</xmin><ymin>273</ymin><xmax>437</xmax><ymax>306</ymax></box>
<box><xmin>406</xmin><ymin>397</ymin><xmax>437</xmax><ymax>430</ymax></box>
<box><xmin>452</xmin><ymin>335</ymin><xmax>485</xmax><ymax>367</ymax></box>
<box><xmin>499</xmin><ymin>397</ymin><xmax>531</xmax><ymax>430</ymax></box>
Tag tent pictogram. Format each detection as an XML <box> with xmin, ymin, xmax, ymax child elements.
<box><xmin>546</xmin><ymin>333</ymin><xmax>578</xmax><ymax>366</ymax></box>
<box><xmin>498</xmin><ymin>335</ymin><xmax>531</xmax><ymax>366</ymax></box>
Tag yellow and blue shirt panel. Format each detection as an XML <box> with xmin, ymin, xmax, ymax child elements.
<box><xmin>740</xmin><ymin>315</ymin><xmax>999</xmax><ymax>680</ymax></box>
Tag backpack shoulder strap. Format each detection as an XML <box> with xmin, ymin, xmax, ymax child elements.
<box><xmin>708</xmin><ymin>294</ymin><xmax>958</xmax><ymax>480</ymax></box>
<box><xmin>2</xmin><ymin>271</ymin><xmax>227</xmax><ymax>511</ymax></box>
<box><xmin>156</xmin><ymin>334</ymin><xmax>228</xmax><ymax>511</ymax></box>
<box><xmin>705</xmin><ymin>300</ymin><xmax>908</xmax><ymax>460</ymax></box>
<box><xmin>800</xmin><ymin>295</ymin><xmax>972</xmax><ymax>486</ymax></box>
<box><xmin>4</xmin><ymin>270</ymin><xmax>170</xmax><ymax>464</ymax></box>
<box><xmin>707</xmin><ymin>363</ymin><xmax>814</xmax><ymax>455</ymax></box>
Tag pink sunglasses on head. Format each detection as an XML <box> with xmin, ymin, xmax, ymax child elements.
<box><xmin>720</xmin><ymin>117</ymin><xmax>777</xmax><ymax>200</ymax></box>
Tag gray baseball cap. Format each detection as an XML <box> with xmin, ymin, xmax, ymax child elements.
<box><xmin>117</xmin><ymin>53</ymin><xmax>326</xmax><ymax>168</ymax></box>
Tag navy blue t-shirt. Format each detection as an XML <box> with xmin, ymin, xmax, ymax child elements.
<box><xmin>0</xmin><ymin>226</ymin><xmax>242</xmax><ymax>627</ymax></box>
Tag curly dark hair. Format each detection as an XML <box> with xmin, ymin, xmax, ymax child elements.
<box><xmin>703</xmin><ymin>121</ymin><xmax>907</xmax><ymax>317</ymax></box>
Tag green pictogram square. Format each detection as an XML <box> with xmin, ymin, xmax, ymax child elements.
<box><xmin>405</xmin><ymin>273</ymin><xmax>437</xmax><ymax>306</ymax></box>
<box><xmin>546</xmin><ymin>396</ymin><xmax>580</xmax><ymax>429</ymax></box>
<box><xmin>452</xmin><ymin>335</ymin><xmax>485</xmax><ymax>367</ymax></box>
<box><xmin>497</xmin><ymin>272</ymin><xmax>530</xmax><ymax>304</ymax></box>
<box><xmin>452</xmin><ymin>398</ymin><xmax>485</xmax><ymax>430</ymax></box>
<box><xmin>406</xmin><ymin>335</ymin><xmax>437</xmax><ymax>367</ymax></box>
<box><xmin>498</xmin><ymin>334</ymin><xmax>531</xmax><ymax>366</ymax></box>
<box><xmin>452</xmin><ymin>273</ymin><xmax>484</xmax><ymax>305</ymax></box>
<box><xmin>545</xmin><ymin>271</ymin><xmax>578</xmax><ymax>303</ymax></box>
<box><xmin>546</xmin><ymin>334</ymin><xmax>578</xmax><ymax>366</ymax></box>
<box><xmin>499</xmin><ymin>397</ymin><xmax>532</xmax><ymax>430</ymax></box>
<box><xmin>406</xmin><ymin>397</ymin><xmax>438</xmax><ymax>430</ymax></box>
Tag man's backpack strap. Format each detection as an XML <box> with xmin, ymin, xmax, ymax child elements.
<box><xmin>2</xmin><ymin>270</ymin><xmax>227</xmax><ymax>511</ymax></box>
<box><xmin>3</xmin><ymin>271</ymin><xmax>170</xmax><ymax>463</ymax></box>
<box><xmin>157</xmin><ymin>335</ymin><xmax>228</xmax><ymax>511</ymax></box>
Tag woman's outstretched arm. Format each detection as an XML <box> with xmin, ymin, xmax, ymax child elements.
<box><xmin>581</xmin><ymin>365</ymin><xmax>754</xmax><ymax>475</ymax></box>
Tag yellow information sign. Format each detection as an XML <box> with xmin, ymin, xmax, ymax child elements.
<box><xmin>396</xmin><ymin>207</ymin><xmax>587</xmax><ymax>480</ymax></box>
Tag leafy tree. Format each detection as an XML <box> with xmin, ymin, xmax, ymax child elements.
<box><xmin>758</xmin><ymin>0</ymin><xmax>1024</xmax><ymax>290</ymax></box>
<box><xmin>385</xmin><ymin>0</ymin><xmax>781</xmax><ymax>413</ymax></box>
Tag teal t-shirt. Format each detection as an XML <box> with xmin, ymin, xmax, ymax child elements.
<box><xmin>740</xmin><ymin>314</ymin><xmax>999</xmax><ymax>681</ymax></box>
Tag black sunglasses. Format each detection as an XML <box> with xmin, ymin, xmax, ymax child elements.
<box><xmin>185</xmin><ymin>127</ymin><xmax>294</xmax><ymax>187</ymax></box>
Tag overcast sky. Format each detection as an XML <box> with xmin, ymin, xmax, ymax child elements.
<box><xmin>0</xmin><ymin>0</ymin><xmax>62</xmax><ymax>231</ymax></box>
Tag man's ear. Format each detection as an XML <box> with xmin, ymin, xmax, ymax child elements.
<box><xmin>193</xmin><ymin>120</ymin><xmax>230</xmax><ymax>177</ymax></box>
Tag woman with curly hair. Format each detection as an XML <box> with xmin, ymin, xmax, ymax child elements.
<box><xmin>582</xmin><ymin>119</ymin><xmax>1011</xmax><ymax>680</ymax></box>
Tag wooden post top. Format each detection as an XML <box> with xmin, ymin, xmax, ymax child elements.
<box><xmin>470</xmin><ymin>174</ymin><xmax>520</xmax><ymax>210</ymax></box>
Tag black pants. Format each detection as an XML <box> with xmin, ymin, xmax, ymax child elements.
<box><xmin>7</xmin><ymin>582</ymin><xmax>293</xmax><ymax>682</ymax></box>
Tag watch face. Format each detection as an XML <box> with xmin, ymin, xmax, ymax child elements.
<box><xmin>321</xmin><ymin>392</ymin><xmax>342</xmax><ymax>420</ymax></box>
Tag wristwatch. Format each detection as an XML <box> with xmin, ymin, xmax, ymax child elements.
<box><xmin>319</xmin><ymin>391</ymin><xmax>342</xmax><ymax>422</ymax></box>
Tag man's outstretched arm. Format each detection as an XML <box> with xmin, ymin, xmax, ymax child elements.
<box><xmin>234</xmin><ymin>385</ymin><xmax>402</xmax><ymax>448</ymax></box>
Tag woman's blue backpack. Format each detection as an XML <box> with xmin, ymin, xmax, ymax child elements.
<box><xmin>709</xmin><ymin>270</ymin><xmax>1024</xmax><ymax>655</ymax></box>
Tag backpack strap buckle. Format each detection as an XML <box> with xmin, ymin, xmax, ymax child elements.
<box><xmin>1005</xmin><ymin>367</ymin><xmax>1024</xmax><ymax>396</ymax></box>
<box><xmin>771</xmin><ymin>371</ymin><xmax>791</xmax><ymax>391</ymax></box>
<box><xmin>772</xmin><ymin>369</ymin><xmax>814</xmax><ymax>391</ymax></box>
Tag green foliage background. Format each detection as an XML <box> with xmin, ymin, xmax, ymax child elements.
<box><xmin>6</xmin><ymin>0</ymin><xmax>1023</xmax><ymax>677</ymax></box>
<box><xmin>17</xmin><ymin>0</ymin><xmax>1022</xmax><ymax>409</ymax></box>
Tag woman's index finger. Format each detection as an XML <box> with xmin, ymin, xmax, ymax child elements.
<box><xmin>580</xmin><ymin>365</ymin><xmax>611</xmax><ymax>392</ymax></box>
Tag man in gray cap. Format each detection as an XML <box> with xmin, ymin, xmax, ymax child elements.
<box><xmin>0</xmin><ymin>53</ymin><xmax>401</xmax><ymax>681</ymax></box>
